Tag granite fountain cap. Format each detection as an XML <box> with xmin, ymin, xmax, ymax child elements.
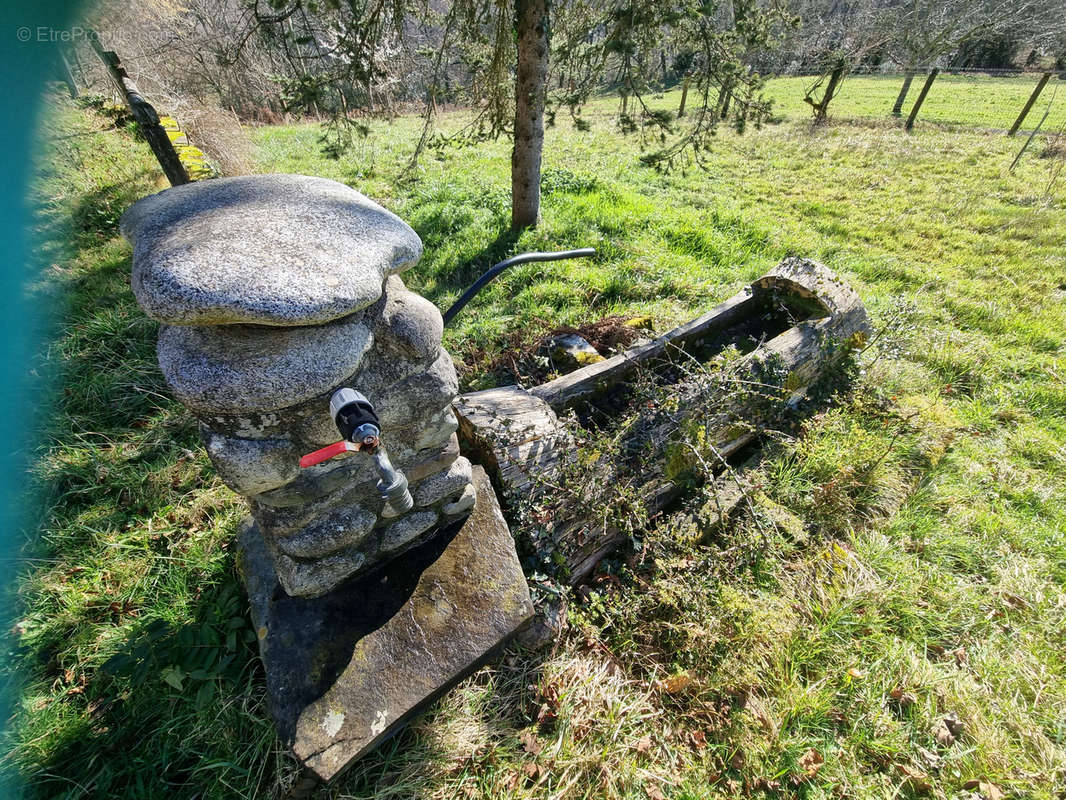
<box><xmin>120</xmin><ymin>174</ymin><xmax>423</xmax><ymax>327</ymax></box>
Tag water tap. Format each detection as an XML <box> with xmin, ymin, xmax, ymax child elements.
<box><xmin>299</xmin><ymin>388</ymin><xmax>415</xmax><ymax>514</ymax></box>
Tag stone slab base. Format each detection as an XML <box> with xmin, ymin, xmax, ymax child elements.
<box><xmin>237</xmin><ymin>465</ymin><xmax>533</xmax><ymax>784</ymax></box>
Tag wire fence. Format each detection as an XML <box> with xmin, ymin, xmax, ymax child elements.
<box><xmin>759</xmin><ymin>70</ymin><xmax>1066</xmax><ymax>133</ymax></box>
<box><xmin>789</xmin><ymin>65</ymin><xmax>1065</xmax><ymax>78</ymax></box>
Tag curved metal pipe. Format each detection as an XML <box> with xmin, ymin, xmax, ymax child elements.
<box><xmin>442</xmin><ymin>247</ymin><xmax>596</xmax><ymax>326</ymax></box>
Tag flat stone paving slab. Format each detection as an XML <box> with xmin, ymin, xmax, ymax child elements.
<box><xmin>238</xmin><ymin>465</ymin><xmax>533</xmax><ymax>784</ymax></box>
<box><xmin>121</xmin><ymin>174</ymin><xmax>422</xmax><ymax>327</ymax></box>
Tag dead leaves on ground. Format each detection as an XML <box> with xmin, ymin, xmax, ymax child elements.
<box><xmin>504</xmin><ymin>761</ymin><xmax>546</xmax><ymax>792</ymax></box>
<box><xmin>742</xmin><ymin>693</ymin><xmax>777</xmax><ymax>736</ymax></box>
<box><xmin>797</xmin><ymin>748</ymin><xmax>824</xmax><ymax>779</ymax></box>
<box><xmin>656</xmin><ymin>670</ymin><xmax>694</xmax><ymax>695</ymax></box>
<box><xmin>534</xmin><ymin>701</ymin><xmax>557</xmax><ymax>729</ymax></box>
<box><xmin>934</xmin><ymin>719</ymin><xmax>956</xmax><ymax>748</ymax></box>
<box><xmin>896</xmin><ymin>762</ymin><xmax>933</xmax><ymax>793</ymax></box>
<box><xmin>963</xmin><ymin>778</ymin><xmax>1005</xmax><ymax>800</ymax></box>
<box><xmin>889</xmin><ymin>685</ymin><xmax>917</xmax><ymax>707</ymax></box>
<box><xmin>519</xmin><ymin>728</ymin><xmax>542</xmax><ymax>756</ymax></box>
<box><xmin>509</xmin><ymin>650</ymin><xmax>989</xmax><ymax>799</ymax></box>
<box><xmin>509</xmin><ymin>729</ymin><xmax>548</xmax><ymax>791</ymax></box>
<box><xmin>933</xmin><ymin>711</ymin><xmax>964</xmax><ymax>748</ymax></box>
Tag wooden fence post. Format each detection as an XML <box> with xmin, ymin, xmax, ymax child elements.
<box><xmin>89</xmin><ymin>36</ymin><xmax>189</xmax><ymax>186</ymax></box>
<box><xmin>57</xmin><ymin>47</ymin><xmax>79</xmax><ymax>99</ymax></box>
<box><xmin>904</xmin><ymin>68</ymin><xmax>939</xmax><ymax>131</ymax></box>
<box><xmin>1008</xmin><ymin>73</ymin><xmax>1053</xmax><ymax>136</ymax></box>
<box><xmin>678</xmin><ymin>75</ymin><xmax>690</xmax><ymax>117</ymax></box>
<box><xmin>891</xmin><ymin>70</ymin><xmax>915</xmax><ymax>116</ymax></box>
<box><xmin>68</xmin><ymin>45</ymin><xmax>88</xmax><ymax>89</ymax></box>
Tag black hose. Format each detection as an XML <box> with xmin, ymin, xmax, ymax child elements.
<box><xmin>442</xmin><ymin>248</ymin><xmax>597</xmax><ymax>326</ymax></box>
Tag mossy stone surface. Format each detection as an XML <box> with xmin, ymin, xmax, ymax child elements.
<box><xmin>238</xmin><ymin>466</ymin><xmax>533</xmax><ymax>783</ymax></box>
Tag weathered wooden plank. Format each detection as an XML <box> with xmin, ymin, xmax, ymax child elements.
<box><xmin>559</xmin><ymin>441</ymin><xmax>762</xmax><ymax>582</ymax></box>
<box><xmin>458</xmin><ymin>320</ymin><xmax>852</xmax><ymax>584</ymax></box>
<box><xmin>529</xmin><ymin>290</ymin><xmax>760</xmax><ymax>410</ymax></box>
<box><xmin>529</xmin><ymin>257</ymin><xmax>870</xmax><ymax>414</ymax></box>
<box><xmin>455</xmin><ymin>386</ymin><xmax>573</xmax><ymax>508</ymax></box>
<box><xmin>57</xmin><ymin>47</ymin><xmax>79</xmax><ymax>99</ymax></box>
<box><xmin>89</xmin><ymin>38</ymin><xmax>189</xmax><ymax>186</ymax></box>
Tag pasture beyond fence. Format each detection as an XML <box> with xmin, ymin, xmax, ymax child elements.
<box><xmin>760</xmin><ymin>72</ymin><xmax>1066</xmax><ymax>133</ymax></box>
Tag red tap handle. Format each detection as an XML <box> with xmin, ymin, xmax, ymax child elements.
<box><xmin>299</xmin><ymin>440</ymin><xmax>359</xmax><ymax>468</ymax></box>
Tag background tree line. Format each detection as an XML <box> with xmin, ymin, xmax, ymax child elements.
<box><xmin>77</xmin><ymin>0</ymin><xmax>1066</xmax><ymax>227</ymax></box>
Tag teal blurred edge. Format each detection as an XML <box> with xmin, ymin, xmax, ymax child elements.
<box><xmin>0</xmin><ymin>1</ymin><xmax>86</xmax><ymax>795</ymax></box>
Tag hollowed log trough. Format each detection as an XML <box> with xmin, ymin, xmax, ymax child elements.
<box><xmin>455</xmin><ymin>257</ymin><xmax>871</xmax><ymax>584</ymax></box>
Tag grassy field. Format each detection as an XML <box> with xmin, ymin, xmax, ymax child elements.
<box><xmin>761</xmin><ymin>73</ymin><xmax>1066</xmax><ymax>131</ymax></box>
<box><xmin>4</xmin><ymin>72</ymin><xmax>1066</xmax><ymax>799</ymax></box>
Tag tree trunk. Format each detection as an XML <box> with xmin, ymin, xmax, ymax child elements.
<box><xmin>718</xmin><ymin>77</ymin><xmax>734</xmax><ymax>120</ymax></box>
<box><xmin>815</xmin><ymin>61</ymin><xmax>845</xmax><ymax>121</ymax></box>
<box><xmin>678</xmin><ymin>76</ymin><xmax>690</xmax><ymax>117</ymax></box>
<box><xmin>512</xmin><ymin>0</ymin><xmax>549</xmax><ymax>230</ymax></box>
<box><xmin>891</xmin><ymin>70</ymin><xmax>915</xmax><ymax>116</ymax></box>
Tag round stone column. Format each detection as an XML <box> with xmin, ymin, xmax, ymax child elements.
<box><xmin>121</xmin><ymin>174</ymin><xmax>474</xmax><ymax>597</ymax></box>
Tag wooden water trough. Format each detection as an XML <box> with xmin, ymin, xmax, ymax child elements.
<box><xmin>455</xmin><ymin>257</ymin><xmax>872</xmax><ymax>584</ymax></box>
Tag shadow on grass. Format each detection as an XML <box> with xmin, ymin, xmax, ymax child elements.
<box><xmin>22</xmin><ymin>550</ymin><xmax>552</xmax><ymax>799</ymax></box>
<box><xmin>20</xmin><ymin>574</ymin><xmax>275</xmax><ymax>800</ymax></box>
<box><xmin>29</xmin><ymin>171</ymin><xmax>169</xmax><ymax>428</ymax></box>
<box><xmin>12</xmin><ymin>162</ymin><xmax>278</xmax><ymax>796</ymax></box>
<box><xmin>317</xmin><ymin>642</ymin><xmax>551</xmax><ymax>799</ymax></box>
<box><xmin>56</xmin><ymin>170</ymin><xmax>157</xmax><ymax>253</ymax></box>
<box><xmin>410</xmin><ymin>221</ymin><xmax>524</xmax><ymax>308</ymax></box>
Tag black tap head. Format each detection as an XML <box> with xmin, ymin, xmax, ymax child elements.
<box><xmin>329</xmin><ymin>388</ymin><xmax>380</xmax><ymax>444</ymax></box>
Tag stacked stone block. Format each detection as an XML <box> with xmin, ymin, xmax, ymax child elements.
<box><xmin>121</xmin><ymin>174</ymin><xmax>474</xmax><ymax>598</ymax></box>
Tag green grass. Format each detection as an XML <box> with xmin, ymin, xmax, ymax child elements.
<box><xmin>3</xmin><ymin>101</ymin><xmax>279</xmax><ymax>798</ymax></box>
<box><xmin>5</xmin><ymin>73</ymin><xmax>1066</xmax><ymax>799</ymax></box>
<box><xmin>761</xmin><ymin>73</ymin><xmax>1066</xmax><ymax>131</ymax></box>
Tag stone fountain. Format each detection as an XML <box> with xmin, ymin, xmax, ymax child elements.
<box><xmin>121</xmin><ymin>174</ymin><xmax>533</xmax><ymax>784</ymax></box>
<box><xmin>121</xmin><ymin>172</ymin><xmax>874</xmax><ymax>789</ymax></box>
